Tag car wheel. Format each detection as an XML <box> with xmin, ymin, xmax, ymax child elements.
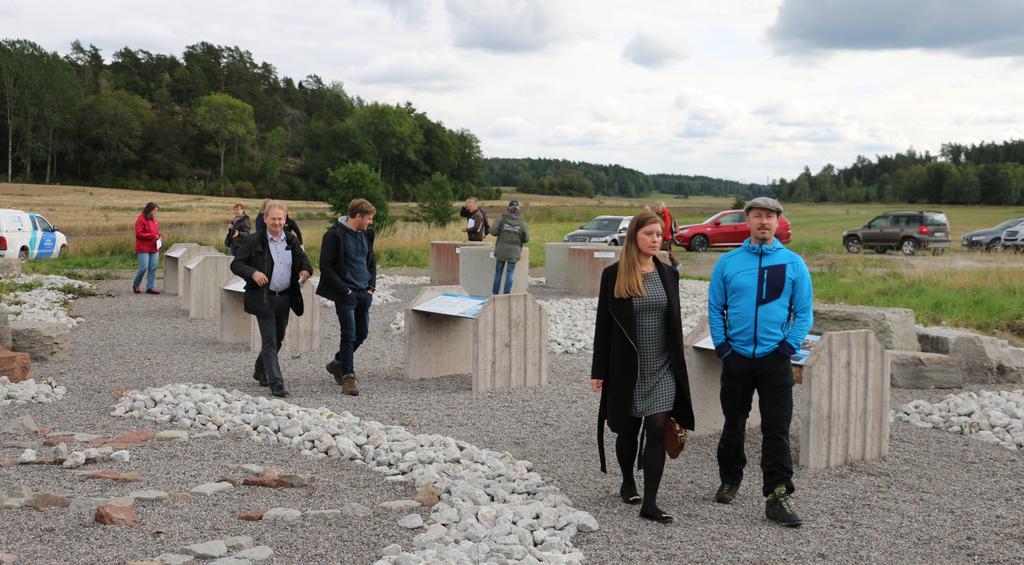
<box><xmin>987</xmin><ymin>239</ymin><xmax>1003</xmax><ymax>253</ymax></box>
<box><xmin>17</xmin><ymin>247</ymin><xmax>29</xmax><ymax>262</ymax></box>
<box><xmin>689</xmin><ymin>235</ymin><xmax>709</xmax><ymax>252</ymax></box>
<box><xmin>844</xmin><ymin>237</ymin><xmax>862</xmax><ymax>254</ymax></box>
<box><xmin>900</xmin><ymin>238</ymin><xmax>918</xmax><ymax>256</ymax></box>
<box><xmin>608</xmin><ymin>239</ymin><xmax>619</xmax><ymax>246</ymax></box>
<box><xmin>58</xmin><ymin>244</ymin><xmax>68</xmax><ymax>257</ymax></box>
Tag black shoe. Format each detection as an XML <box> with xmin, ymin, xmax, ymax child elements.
<box><xmin>619</xmin><ymin>483</ymin><xmax>641</xmax><ymax>505</ymax></box>
<box><xmin>715</xmin><ymin>483</ymin><xmax>739</xmax><ymax>505</ymax></box>
<box><xmin>326</xmin><ymin>360</ymin><xmax>345</xmax><ymax>384</ymax></box>
<box><xmin>639</xmin><ymin>506</ymin><xmax>674</xmax><ymax>524</ymax></box>
<box><xmin>271</xmin><ymin>387</ymin><xmax>289</xmax><ymax>398</ymax></box>
<box><xmin>252</xmin><ymin>372</ymin><xmax>269</xmax><ymax>387</ymax></box>
<box><xmin>765</xmin><ymin>487</ymin><xmax>802</xmax><ymax>527</ymax></box>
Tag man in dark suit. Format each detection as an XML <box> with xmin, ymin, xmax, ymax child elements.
<box><xmin>230</xmin><ymin>200</ymin><xmax>312</xmax><ymax>398</ymax></box>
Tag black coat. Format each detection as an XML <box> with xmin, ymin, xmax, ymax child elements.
<box><xmin>315</xmin><ymin>221</ymin><xmax>377</xmax><ymax>302</ymax></box>
<box><xmin>230</xmin><ymin>229</ymin><xmax>312</xmax><ymax>316</ymax></box>
<box><xmin>591</xmin><ymin>259</ymin><xmax>695</xmax><ymax>472</ymax></box>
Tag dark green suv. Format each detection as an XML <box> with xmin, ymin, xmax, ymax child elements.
<box><xmin>842</xmin><ymin>211</ymin><xmax>951</xmax><ymax>255</ymax></box>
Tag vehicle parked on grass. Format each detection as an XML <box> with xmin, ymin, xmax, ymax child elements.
<box><xmin>960</xmin><ymin>217</ymin><xmax>1024</xmax><ymax>252</ymax></box>
<box><xmin>1001</xmin><ymin>220</ymin><xmax>1024</xmax><ymax>253</ymax></box>
<box><xmin>563</xmin><ymin>215</ymin><xmax>632</xmax><ymax>246</ymax></box>
<box><xmin>0</xmin><ymin>209</ymin><xmax>68</xmax><ymax>261</ymax></box>
<box><xmin>672</xmin><ymin>209</ymin><xmax>792</xmax><ymax>252</ymax></box>
<box><xmin>842</xmin><ymin>210</ymin><xmax>950</xmax><ymax>256</ymax></box>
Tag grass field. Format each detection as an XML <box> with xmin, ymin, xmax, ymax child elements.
<box><xmin>4</xmin><ymin>182</ymin><xmax>1024</xmax><ymax>341</ymax></box>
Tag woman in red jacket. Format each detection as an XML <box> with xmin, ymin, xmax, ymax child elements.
<box><xmin>132</xmin><ymin>202</ymin><xmax>163</xmax><ymax>294</ymax></box>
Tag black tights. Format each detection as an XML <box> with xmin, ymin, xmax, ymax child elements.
<box><xmin>615</xmin><ymin>412</ymin><xmax>669</xmax><ymax>511</ymax></box>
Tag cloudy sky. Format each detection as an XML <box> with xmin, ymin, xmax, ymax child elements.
<box><xmin>3</xmin><ymin>0</ymin><xmax>1023</xmax><ymax>183</ymax></box>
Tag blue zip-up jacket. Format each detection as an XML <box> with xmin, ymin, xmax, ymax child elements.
<box><xmin>708</xmin><ymin>237</ymin><xmax>813</xmax><ymax>359</ymax></box>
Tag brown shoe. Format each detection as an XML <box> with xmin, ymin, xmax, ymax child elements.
<box><xmin>326</xmin><ymin>360</ymin><xmax>344</xmax><ymax>384</ymax></box>
<box><xmin>340</xmin><ymin>374</ymin><xmax>359</xmax><ymax>396</ymax></box>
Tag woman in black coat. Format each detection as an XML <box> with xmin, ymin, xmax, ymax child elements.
<box><xmin>591</xmin><ymin>212</ymin><xmax>695</xmax><ymax>524</ymax></box>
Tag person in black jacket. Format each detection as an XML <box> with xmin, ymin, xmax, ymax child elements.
<box><xmin>316</xmin><ymin>198</ymin><xmax>377</xmax><ymax>396</ymax></box>
<box><xmin>226</xmin><ymin>202</ymin><xmax>252</xmax><ymax>256</ymax></box>
<box><xmin>230</xmin><ymin>201</ymin><xmax>312</xmax><ymax>398</ymax></box>
<box><xmin>591</xmin><ymin>212</ymin><xmax>695</xmax><ymax>524</ymax></box>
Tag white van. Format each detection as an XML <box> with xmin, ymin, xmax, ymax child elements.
<box><xmin>0</xmin><ymin>208</ymin><xmax>68</xmax><ymax>261</ymax></box>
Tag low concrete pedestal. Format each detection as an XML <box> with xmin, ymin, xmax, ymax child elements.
<box><xmin>249</xmin><ymin>282</ymin><xmax>319</xmax><ymax>354</ymax></box>
<box><xmin>405</xmin><ymin>286</ymin><xmax>548</xmax><ymax>392</ymax></box>
<box><xmin>684</xmin><ymin>317</ymin><xmax>761</xmax><ymax>436</ymax></box>
<box><xmin>566</xmin><ymin>247</ymin><xmax>671</xmax><ymax>297</ymax></box>
<box><xmin>162</xmin><ymin>243</ymin><xmax>198</xmax><ymax>295</ymax></box>
<box><xmin>458</xmin><ymin>247</ymin><xmax>529</xmax><ymax>296</ymax></box>
<box><xmin>218</xmin><ymin>276</ymin><xmax>252</xmax><ymax>345</ymax></box>
<box><xmin>544</xmin><ymin>242</ymin><xmax>605</xmax><ymax>290</ymax></box>
<box><xmin>188</xmin><ymin>255</ymin><xmax>234</xmax><ymax>320</ymax></box>
<box><xmin>429</xmin><ymin>241</ymin><xmax>490</xmax><ymax>285</ymax></box>
<box><xmin>180</xmin><ymin>251</ymin><xmax>225</xmax><ymax>312</ymax></box>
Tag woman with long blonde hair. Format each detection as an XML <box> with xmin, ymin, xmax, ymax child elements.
<box><xmin>591</xmin><ymin>212</ymin><xmax>694</xmax><ymax>523</ymax></box>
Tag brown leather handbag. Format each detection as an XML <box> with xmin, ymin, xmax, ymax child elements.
<box><xmin>666</xmin><ymin>416</ymin><xmax>688</xmax><ymax>459</ymax></box>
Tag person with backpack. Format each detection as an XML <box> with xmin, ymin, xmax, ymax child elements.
<box><xmin>461</xmin><ymin>198</ymin><xmax>487</xmax><ymax>241</ymax></box>
<box><xmin>491</xmin><ymin>199</ymin><xmax>529</xmax><ymax>294</ymax></box>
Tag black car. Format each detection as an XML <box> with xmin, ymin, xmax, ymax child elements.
<box><xmin>960</xmin><ymin>218</ymin><xmax>1024</xmax><ymax>252</ymax></box>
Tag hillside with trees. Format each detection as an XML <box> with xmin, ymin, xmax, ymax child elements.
<box><xmin>0</xmin><ymin>38</ymin><xmax>492</xmax><ymax>205</ymax></box>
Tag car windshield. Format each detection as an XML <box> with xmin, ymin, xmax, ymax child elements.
<box><xmin>582</xmin><ymin>218</ymin><xmax>622</xmax><ymax>231</ymax></box>
<box><xmin>923</xmin><ymin>213</ymin><xmax>948</xmax><ymax>227</ymax></box>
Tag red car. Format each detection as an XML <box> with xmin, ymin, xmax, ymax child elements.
<box><xmin>672</xmin><ymin>209</ymin><xmax>792</xmax><ymax>252</ymax></box>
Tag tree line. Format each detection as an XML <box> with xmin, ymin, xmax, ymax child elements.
<box><xmin>775</xmin><ymin>140</ymin><xmax>1024</xmax><ymax>205</ymax></box>
<box><xmin>0</xmin><ymin>38</ymin><xmax>493</xmax><ymax>209</ymax></box>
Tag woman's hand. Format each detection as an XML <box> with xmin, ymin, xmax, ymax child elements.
<box><xmin>590</xmin><ymin>379</ymin><xmax>603</xmax><ymax>392</ymax></box>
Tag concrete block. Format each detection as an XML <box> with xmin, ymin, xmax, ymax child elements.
<box><xmin>187</xmin><ymin>255</ymin><xmax>234</xmax><ymax>320</ymax></box>
<box><xmin>915</xmin><ymin>325</ymin><xmax>977</xmax><ymax>354</ymax></box>
<box><xmin>218</xmin><ymin>276</ymin><xmax>252</xmax><ymax>345</ymax></box>
<box><xmin>429</xmin><ymin>241</ymin><xmax>490</xmax><ymax>285</ymax></box>
<box><xmin>0</xmin><ymin>304</ymin><xmax>11</xmax><ymax>350</ymax></box>
<box><xmin>917</xmin><ymin>325</ymin><xmax>1024</xmax><ymax>384</ymax></box>
<box><xmin>473</xmin><ymin>293</ymin><xmax>548</xmax><ymax>392</ymax></box>
<box><xmin>10</xmin><ymin>320</ymin><xmax>72</xmax><ymax>361</ymax></box>
<box><xmin>0</xmin><ymin>258</ymin><xmax>20</xmax><ymax>275</ymax></box>
<box><xmin>683</xmin><ymin>316</ymin><xmax>760</xmax><ymax>436</ymax></box>
<box><xmin>567</xmin><ymin>246</ymin><xmax>621</xmax><ymax>297</ymax></box>
<box><xmin>249</xmin><ymin>281</ymin><xmax>319</xmax><ymax>354</ymax></box>
<box><xmin>0</xmin><ymin>348</ymin><xmax>31</xmax><ymax>382</ymax></box>
<box><xmin>543</xmin><ymin>242</ymin><xmax>606</xmax><ymax>290</ymax></box>
<box><xmin>404</xmin><ymin>287</ymin><xmax>548</xmax><ymax>392</ymax></box>
<box><xmin>161</xmin><ymin>243</ymin><xmax>198</xmax><ymax>295</ymax></box>
<box><xmin>178</xmin><ymin>248</ymin><xmax>221</xmax><ymax>312</ymax></box>
<box><xmin>812</xmin><ymin>304</ymin><xmax>919</xmax><ymax>351</ymax></box>
<box><xmin>889</xmin><ymin>350</ymin><xmax>962</xmax><ymax>389</ymax></box>
<box><xmin>458</xmin><ymin>246</ymin><xmax>529</xmax><ymax>296</ymax></box>
<box><xmin>800</xmin><ymin>330</ymin><xmax>890</xmax><ymax>469</ymax></box>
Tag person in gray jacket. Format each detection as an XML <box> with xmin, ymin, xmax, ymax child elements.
<box><xmin>491</xmin><ymin>199</ymin><xmax>529</xmax><ymax>294</ymax></box>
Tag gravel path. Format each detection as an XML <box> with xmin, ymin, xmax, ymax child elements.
<box><xmin>1</xmin><ymin>274</ymin><xmax>1023</xmax><ymax>564</ymax></box>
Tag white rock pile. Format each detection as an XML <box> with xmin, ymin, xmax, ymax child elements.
<box><xmin>0</xmin><ymin>376</ymin><xmax>66</xmax><ymax>405</ymax></box>
<box><xmin>111</xmin><ymin>383</ymin><xmax>596</xmax><ymax>564</ymax></box>
<box><xmin>541</xmin><ymin>279</ymin><xmax>709</xmax><ymax>354</ymax></box>
<box><xmin>893</xmin><ymin>390</ymin><xmax>1024</xmax><ymax>451</ymax></box>
<box><xmin>0</xmin><ymin>274</ymin><xmax>93</xmax><ymax>326</ymax></box>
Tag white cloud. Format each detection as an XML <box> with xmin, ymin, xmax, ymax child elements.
<box><xmin>444</xmin><ymin>0</ymin><xmax>565</xmax><ymax>53</ymax></box>
<box><xmin>350</xmin><ymin>50</ymin><xmax>468</xmax><ymax>91</ymax></box>
<box><xmin>622</xmin><ymin>32</ymin><xmax>689</xmax><ymax>68</ymax></box>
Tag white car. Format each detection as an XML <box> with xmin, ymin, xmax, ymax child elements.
<box><xmin>1002</xmin><ymin>220</ymin><xmax>1024</xmax><ymax>252</ymax></box>
<box><xmin>0</xmin><ymin>208</ymin><xmax>68</xmax><ymax>261</ymax></box>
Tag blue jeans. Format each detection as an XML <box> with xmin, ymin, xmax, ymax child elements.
<box><xmin>133</xmin><ymin>252</ymin><xmax>159</xmax><ymax>290</ymax></box>
<box><xmin>334</xmin><ymin>290</ymin><xmax>373</xmax><ymax>375</ymax></box>
<box><xmin>492</xmin><ymin>260</ymin><xmax>517</xmax><ymax>294</ymax></box>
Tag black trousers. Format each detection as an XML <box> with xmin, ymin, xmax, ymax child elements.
<box><xmin>716</xmin><ymin>350</ymin><xmax>795</xmax><ymax>496</ymax></box>
<box><xmin>254</xmin><ymin>294</ymin><xmax>291</xmax><ymax>390</ymax></box>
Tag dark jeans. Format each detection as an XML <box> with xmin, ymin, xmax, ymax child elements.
<box><xmin>492</xmin><ymin>260</ymin><xmax>517</xmax><ymax>294</ymax></box>
<box><xmin>334</xmin><ymin>289</ymin><xmax>372</xmax><ymax>375</ymax></box>
<box><xmin>254</xmin><ymin>294</ymin><xmax>291</xmax><ymax>391</ymax></box>
<box><xmin>717</xmin><ymin>350</ymin><xmax>795</xmax><ymax>496</ymax></box>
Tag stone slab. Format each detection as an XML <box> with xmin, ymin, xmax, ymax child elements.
<box><xmin>812</xmin><ymin>304</ymin><xmax>919</xmax><ymax>351</ymax></box>
<box><xmin>9</xmin><ymin>319</ymin><xmax>72</xmax><ymax>360</ymax></box>
<box><xmin>889</xmin><ymin>350</ymin><xmax>963</xmax><ymax>389</ymax></box>
<box><xmin>0</xmin><ymin>348</ymin><xmax>31</xmax><ymax>382</ymax></box>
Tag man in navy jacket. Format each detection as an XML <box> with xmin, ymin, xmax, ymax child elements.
<box><xmin>707</xmin><ymin>196</ymin><xmax>813</xmax><ymax>527</ymax></box>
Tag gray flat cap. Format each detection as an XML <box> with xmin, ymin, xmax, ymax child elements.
<box><xmin>744</xmin><ymin>196</ymin><xmax>784</xmax><ymax>215</ymax></box>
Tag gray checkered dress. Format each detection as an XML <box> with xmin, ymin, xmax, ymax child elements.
<box><xmin>630</xmin><ymin>270</ymin><xmax>676</xmax><ymax>418</ymax></box>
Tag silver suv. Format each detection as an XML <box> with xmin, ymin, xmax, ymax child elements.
<box><xmin>843</xmin><ymin>211</ymin><xmax>951</xmax><ymax>255</ymax></box>
<box><xmin>1002</xmin><ymin>220</ymin><xmax>1024</xmax><ymax>252</ymax></box>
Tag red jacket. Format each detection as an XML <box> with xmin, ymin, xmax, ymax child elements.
<box><xmin>134</xmin><ymin>214</ymin><xmax>160</xmax><ymax>253</ymax></box>
<box><xmin>658</xmin><ymin>208</ymin><xmax>673</xmax><ymax>241</ymax></box>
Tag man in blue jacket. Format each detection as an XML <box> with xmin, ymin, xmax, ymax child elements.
<box><xmin>707</xmin><ymin>196</ymin><xmax>813</xmax><ymax>527</ymax></box>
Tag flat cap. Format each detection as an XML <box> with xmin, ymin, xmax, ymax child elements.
<box><xmin>744</xmin><ymin>196</ymin><xmax>784</xmax><ymax>215</ymax></box>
